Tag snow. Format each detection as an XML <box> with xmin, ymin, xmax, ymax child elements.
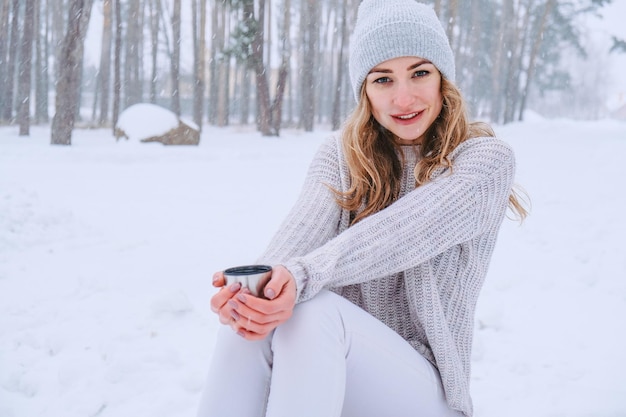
<box><xmin>1</xmin><ymin>116</ymin><xmax>625</xmax><ymax>417</ymax></box>
<box><xmin>116</xmin><ymin>103</ymin><xmax>180</xmax><ymax>141</ymax></box>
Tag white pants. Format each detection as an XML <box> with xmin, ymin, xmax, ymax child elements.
<box><xmin>197</xmin><ymin>290</ymin><xmax>462</xmax><ymax>417</ymax></box>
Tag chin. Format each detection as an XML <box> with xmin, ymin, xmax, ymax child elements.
<box><xmin>395</xmin><ymin>137</ymin><xmax>421</xmax><ymax>145</ymax></box>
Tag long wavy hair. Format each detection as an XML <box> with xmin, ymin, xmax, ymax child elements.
<box><xmin>335</xmin><ymin>77</ymin><xmax>529</xmax><ymax>225</ymax></box>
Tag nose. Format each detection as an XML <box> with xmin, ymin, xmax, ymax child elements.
<box><xmin>392</xmin><ymin>82</ymin><xmax>417</xmax><ymax>108</ymax></box>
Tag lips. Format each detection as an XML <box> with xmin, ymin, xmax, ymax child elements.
<box><xmin>393</xmin><ymin>111</ymin><xmax>422</xmax><ymax>121</ymax></box>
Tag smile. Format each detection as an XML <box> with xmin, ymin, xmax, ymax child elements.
<box><xmin>394</xmin><ymin>112</ymin><xmax>420</xmax><ymax>120</ymax></box>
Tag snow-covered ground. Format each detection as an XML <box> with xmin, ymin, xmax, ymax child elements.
<box><xmin>1</xmin><ymin>116</ymin><xmax>625</xmax><ymax>417</ymax></box>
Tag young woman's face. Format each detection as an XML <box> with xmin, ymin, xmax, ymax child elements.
<box><xmin>365</xmin><ymin>56</ymin><xmax>443</xmax><ymax>145</ymax></box>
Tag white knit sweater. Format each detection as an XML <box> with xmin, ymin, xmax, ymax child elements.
<box><xmin>258</xmin><ymin>134</ymin><xmax>515</xmax><ymax>416</ymax></box>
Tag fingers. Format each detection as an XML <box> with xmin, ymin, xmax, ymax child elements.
<box><xmin>230</xmin><ymin>311</ymin><xmax>280</xmax><ymax>338</ymax></box>
<box><xmin>211</xmin><ymin>283</ymin><xmax>279</xmax><ymax>337</ymax></box>
<box><xmin>232</xmin><ymin>289</ymin><xmax>294</xmax><ymax>319</ymax></box>
<box><xmin>224</xmin><ymin>294</ymin><xmax>278</xmax><ymax>340</ymax></box>
<box><xmin>228</xmin><ymin>292</ymin><xmax>291</xmax><ymax>325</ymax></box>
<box><xmin>261</xmin><ymin>265</ymin><xmax>295</xmax><ymax>301</ymax></box>
<box><xmin>210</xmin><ymin>264</ymin><xmax>298</xmax><ymax>341</ymax></box>
<box><xmin>236</xmin><ymin>326</ymin><xmax>273</xmax><ymax>341</ymax></box>
<box><xmin>210</xmin><ymin>282</ymin><xmax>241</xmax><ymax>318</ymax></box>
<box><xmin>212</xmin><ymin>271</ymin><xmax>225</xmax><ymax>288</ymax></box>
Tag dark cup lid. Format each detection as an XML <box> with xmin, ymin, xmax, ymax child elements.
<box><xmin>224</xmin><ymin>265</ymin><xmax>272</xmax><ymax>275</ymax></box>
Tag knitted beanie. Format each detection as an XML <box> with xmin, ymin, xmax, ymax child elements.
<box><xmin>349</xmin><ymin>0</ymin><xmax>455</xmax><ymax>101</ymax></box>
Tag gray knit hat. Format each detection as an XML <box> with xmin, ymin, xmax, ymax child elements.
<box><xmin>349</xmin><ymin>0</ymin><xmax>455</xmax><ymax>101</ymax></box>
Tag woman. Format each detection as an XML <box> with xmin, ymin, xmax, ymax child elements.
<box><xmin>198</xmin><ymin>0</ymin><xmax>527</xmax><ymax>416</ymax></box>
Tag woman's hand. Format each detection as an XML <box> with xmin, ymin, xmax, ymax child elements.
<box><xmin>210</xmin><ymin>265</ymin><xmax>297</xmax><ymax>341</ymax></box>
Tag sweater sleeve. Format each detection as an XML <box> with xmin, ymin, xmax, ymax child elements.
<box><xmin>256</xmin><ymin>136</ymin><xmax>345</xmax><ymax>269</ymax></box>
<box><xmin>283</xmin><ymin>136</ymin><xmax>515</xmax><ymax>302</ymax></box>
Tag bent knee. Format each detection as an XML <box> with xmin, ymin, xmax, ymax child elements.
<box><xmin>274</xmin><ymin>290</ymin><xmax>345</xmax><ymax>336</ymax></box>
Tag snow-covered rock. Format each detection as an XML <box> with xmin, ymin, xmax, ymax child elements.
<box><xmin>115</xmin><ymin>103</ymin><xmax>200</xmax><ymax>145</ymax></box>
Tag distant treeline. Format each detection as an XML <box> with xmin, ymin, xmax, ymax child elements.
<box><xmin>0</xmin><ymin>0</ymin><xmax>620</xmax><ymax>143</ymax></box>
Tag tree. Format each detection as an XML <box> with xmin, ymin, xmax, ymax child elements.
<box><xmin>192</xmin><ymin>0</ymin><xmax>207</xmax><ymax>129</ymax></box>
<box><xmin>34</xmin><ymin>0</ymin><xmax>49</xmax><ymax>123</ymax></box>
<box><xmin>233</xmin><ymin>0</ymin><xmax>279</xmax><ymax>135</ymax></box>
<box><xmin>111</xmin><ymin>0</ymin><xmax>122</xmax><ymax>133</ymax></box>
<box><xmin>246</xmin><ymin>0</ymin><xmax>271</xmax><ymax>134</ymax></box>
<box><xmin>299</xmin><ymin>0</ymin><xmax>318</xmax><ymax>131</ymax></box>
<box><xmin>270</xmin><ymin>0</ymin><xmax>290</xmax><ymax>134</ymax></box>
<box><xmin>171</xmin><ymin>0</ymin><xmax>181</xmax><ymax>116</ymax></box>
<box><xmin>124</xmin><ymin>0</ymin><xmax>142</xmax><ymax>108</ymax></box>
<box><xmin>50</xmin><ymin>0</ymin><xmax>65</xmax><ymax>80</ymax></box>
<box><xmin>17</xmin><ymin>0</ymin><xmax>35</xmax><ymax>135</ymax></box>
<box><xmin>97</xmin><ymin>0</ymin><xmax>112</xmax><ymax>126</ymax></box>
<box><xmin>207</xmin><ymin>0</ymin><xmax>220</xmax><ymax>125</ymax></box>
<box><xmin>0</xmin><ymin>0</ymin><xmax>614</xmax><ymax>142</ymax></box>
<box><xmin>1</xmin><ymin>0</ymin><xmax>19</xmax><ymax>123</ymax></box>
<box><xmin>445</xmin><ymin>0</ymin><xmax>459</xmax><ymax>54</ymax></box>
<box><xmin>50</xmin><ymin>0</ymin><xmax>94</xmax><ymax>145</ymax></box>
<box><xmin>518</xmin><ymin>0</ymin><xmax>556</xmax><ymax>121</ymax></box>
<box><xmin>331</xmin><ymin>0</ymin><xmax>348</xmax><ymax>130</ymax></box>
<box><xmin>148</xmin><ymin>0</ymin><xmax>159</xmax><ymax>103</ymax></box>
<box><xmin>0</xmin><ymin>0</ymin><xmax>12</xmax><ymax>123</ymax></box>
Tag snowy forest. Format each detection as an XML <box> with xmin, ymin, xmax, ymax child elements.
<box><xmin>0</xmin><ymin>0</ymin><xmax>624</xmax><ymax>143</ymax></box>
<box><xmin>2</xmin><ymin>3</ymin><xmax>626</xmax><ymax>415</ymax></box>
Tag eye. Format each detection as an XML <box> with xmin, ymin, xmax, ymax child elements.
<box><xmin>413</xmin><ymin>69</ymin><xmax>429</xmax><ymax>78</ymax></box>
<box><xmin>372</xmin><ymin>77</ymin><xmax>391</xmax><ymax>84</ymax></box>
<box><xmin>372</xmin><ymin>76</ymin><xmax>392</xmax><ymax>84</ymax></box>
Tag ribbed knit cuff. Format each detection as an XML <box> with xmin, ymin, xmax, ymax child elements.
<box><xmin>281</xmin><ymin>260</ymin><xmax>308</xmax><ymax>303</ymax></box>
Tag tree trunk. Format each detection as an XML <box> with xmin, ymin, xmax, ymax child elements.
<box><xmin>503</xmin><ymin>0</ymin><xmax>532</xmax><ymax>123</ymax></box>
<box><xmin>265</xmin><ymin>0</ymin><xmax>271</xmax><ymax>74</ymax></box>
<box><xmin>97</xmin><ymin>0</ymin><xmax>112</xmax><ymax>125</ymax></box>
<box><xmin>464</xmin><ymin>0</ymin><xmax>482</xmax><ymax>114</ymax></box>
<box><xmin>434</xmin><ymin>0</ymin><xmax>442</xmax><ymax>16</ymax></box>
<box><xmin>34</xmin><ymin>0</ymin><xmax>49</xmax><ymax>123</ymax></box>
<box><xmin>51</xmin><ymin>0</ymin><xmax>94</xmax><ymax>145</ymax></box>
<box><xmin>17</xmin><ymin>0</ymin><xmax>35</xmax><ymax>135</ymax></box>
<box><xmin>317</xmin><ymin>3</ymin><xmax>333</xmax><ymax>125</ymax></box>
<box><xmin>1</xmin><ymin>0</ymin><xmax>19</xmax><ymax>122</ymax></box>
<box><xmin>490</xmin><ymin>1</ymin><xmax>512</xmax><ymax>123</ymax></box>
<box><xmin>148</xmin><ymin>1</ymin><xmax>155</xmax><ymax>103</ymax></box>
<box><xmin>208</xmin><ymin>0</ymin><xmax>218</xmax><ymax>125</ymax></box>
<box><xmin>216</xmin><ymin>57</ymin><xmax>230</xmax><ymax>127</ymax></box>
<box><xmin>37</xmin><ymin>0</ymin><xmax>52</xmax><ymax>123</ymax></box>
<box><xmin>171</xmin><ymin>0</ymin><xmax>181</xmax><ymax>116</ymax></box>
<box><xmin>217</xmin><ymin>2</ymin><xmax>231</xmax><ymax>126</ymax></box>
<box><xmin>51</xmin><ymin>0</ymin><xmax>64</xmax><ymax>79</ymax></box>
<box><xmin>268</xmin><ymin>0</ymin><xmax>290</xmax><ymax>134</ymax></box>
<box><xmin>124</xmin><ymin>0</ymin><xmax>141</xmax><ymax>107</ymax></box>
<box><xmin>503</xmin><ymin>1</ymin><xmax>522</xmax><ymax>124</ymax></box>
<box><xmin>111</xmin><ymin>0</ymin><xmax>122</xmax><ymax>132</ymax></box>
<box><xmin>192</xmin><ymin>0</ymin><xmax>198</xmax><ymax>117</ymax></box>
<box><xmin>300</xmin><ymin>0</ymin><xmax>317</xmax><ymax>132</ymax></box>
<box><xmin>137</xmin><ymin>0</ymin><xmax>145</xmax><ymax>102</ymax></box>
<box><xmin>0</xmin><ymin>0</ymin><xmax>12</xmax><ymax>123</ymax></box>
<box><xmin>518</xmin><ymin>0</ymin><xmax>555</xmax><ymax>121</ymax></box>
<box><xmin>193</xmin><ymin>0</ymin><xmax>206</xmax><ymax>129</ymax></box>
<box><xmin>445</xmin><ymin>0</ymin><xmax>458</xmax><ymax>53</ymax></box>
<box><xmin>332</xmin><ymin>0</ymin><xmax>347</xmax><ymax>130</ymax></box>
<box><xmin>240</xmin><ymin>67</ymin><xmax>251</xmax><ymax>125</ymax></box>
<box><xmin>243</xmin><ymin>0</ymin><xmax>273</xmax><ymax>135</ymax></box>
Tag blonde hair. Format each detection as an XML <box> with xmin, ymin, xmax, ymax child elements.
<box><xmin>335</xmin><ymin>77</ymin><xmax>529</xmax><ymax>224</ymax></box>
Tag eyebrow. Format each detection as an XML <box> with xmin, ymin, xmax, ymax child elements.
<box><xmin>368</xmin><ymin>59</ymin><xmax>431</xmax><ymax>74</ymax></box>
